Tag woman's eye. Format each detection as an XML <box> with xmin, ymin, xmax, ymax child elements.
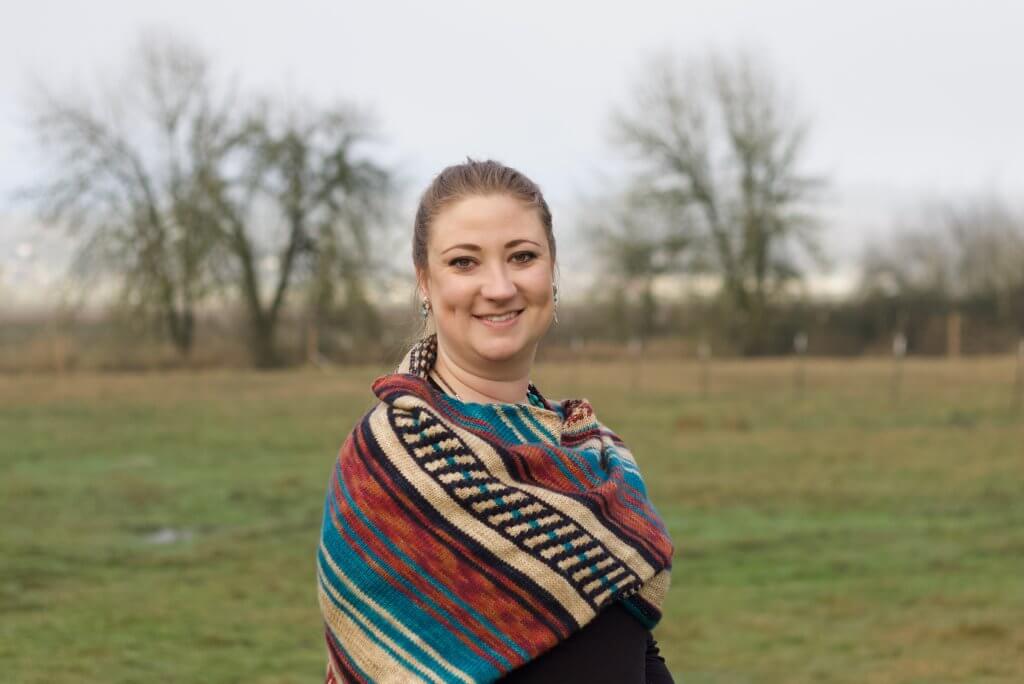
<box><xmin>449</xmin><ymin>257</ymin><xmax>475</xmax><ymax>270</ymax></box>
<box><xmin>511</xmin><ymin>251</ymin><xmax>537</xmax><ymax>264</ymax></box>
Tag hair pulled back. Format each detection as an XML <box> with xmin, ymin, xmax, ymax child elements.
<box><xmin>412</xmin><ymin>159</ymin><xmax>556</xmax><ymax>274</ymax></box>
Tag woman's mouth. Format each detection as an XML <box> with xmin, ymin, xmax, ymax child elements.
<box><xmin>473</xmin><ymin>309</ymin><xmax>523</xmax><ymax>328</ymax></box>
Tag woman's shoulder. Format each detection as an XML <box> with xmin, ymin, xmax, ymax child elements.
<box><xmin>342</xmin><ymin>383</ymin><xmax>438</xmax><ymax>445</ymax></box>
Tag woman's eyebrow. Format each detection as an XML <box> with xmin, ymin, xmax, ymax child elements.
<box><xmin>441</xmin><ymin>239</ymin><xmax>541</xmax><ymax>255</ymax></box>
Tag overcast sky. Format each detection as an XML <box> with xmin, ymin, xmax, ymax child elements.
<box><xmin>2</xmin><ymin>0</ymin><xmax>1023</xmax><ymax>306</ymax></box>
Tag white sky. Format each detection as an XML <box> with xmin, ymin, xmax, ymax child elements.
<box><xmin>2</xmin><ymin>0</ymin><xmax>1023</xmax><ymax>306</ymax></box>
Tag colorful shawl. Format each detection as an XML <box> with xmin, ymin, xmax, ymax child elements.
<box><xmin>317</xmin><ymin>334</ymin><xmax>674</xmax><ymax>683</ymax></box>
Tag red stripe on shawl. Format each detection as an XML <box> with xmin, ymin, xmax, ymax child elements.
<box><xmin>599</xmin><ymin>478</ymin><xmax>674</xmax><ymax>564</ymax></box>
<box><xmin>507</xmin><ymin>443</ymin><xmax>596</xmax><ymax>493</ymax></box>
<box><xmin>345</xmin><ymin>419</ymin><xmax>572</xmax><ymax>655</ymax></box>
<box><xmin>326</xmin><ymin>458</ymin><xmax>509</xmax><ymax>673</ymax></box>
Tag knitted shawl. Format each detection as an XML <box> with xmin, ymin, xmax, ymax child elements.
<box><xmin>317</xmin><ymin>334</ymin><xmax>674</xmax><ymax>683</ymax></box>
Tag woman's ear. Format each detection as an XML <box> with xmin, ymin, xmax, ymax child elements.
<box><xmin>415</xmin><ymin>269</ymin><xmax>430</xmax><ymax>301</ymax></box>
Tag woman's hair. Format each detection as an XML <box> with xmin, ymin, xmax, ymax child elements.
<box><xmin>412</xmin><ymin>158</ymin><xmax>556</xmax><ymax>273</ymax></box>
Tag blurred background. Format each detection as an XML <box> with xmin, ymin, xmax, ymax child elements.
<box><xmin>1</xmin><ymin>1</ymin><xmax>1022</xmax><ymax>682</ymax></box>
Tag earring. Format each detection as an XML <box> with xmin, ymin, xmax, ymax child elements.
<box><xmin>420</xmin><ymin>298</ymin><xmax>431</xmax><ymax>319</ymax></box>
<box><xmin>552</xmin><ymin>284</ymin><xmax>559</xmax><ymax>324</ymax></box>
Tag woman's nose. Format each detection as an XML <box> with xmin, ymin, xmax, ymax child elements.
<box><xmin>480</xmin><ymin>264</ymin><xmax>517</xmax><ymax>299</ymax></box>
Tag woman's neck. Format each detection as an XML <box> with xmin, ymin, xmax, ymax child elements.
<box><xmin>433</xmin><ymin>343</ymin><xmax>531</xmax><ymax>404</ymax></box>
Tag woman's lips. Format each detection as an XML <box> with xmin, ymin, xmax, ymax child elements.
<box><xmin>473</xmin><ymin>309</ymin><xmax>523</xmax><ymax>328</ymax></box>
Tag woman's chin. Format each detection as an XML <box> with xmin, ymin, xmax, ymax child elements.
<box><xmin>470</xmin><ymin>336</ymin><xmax>528</xmax><ymax>363</ymax></box>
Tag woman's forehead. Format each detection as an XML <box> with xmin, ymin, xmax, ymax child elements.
<box><xmin>430</xmin><ymin>195</ymin><xmax>546</xmax><ymax>251</ymax></box>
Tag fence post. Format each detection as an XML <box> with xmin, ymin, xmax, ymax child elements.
<box><xmin>947</xmin><ymin>311</ymin><xmax>962</xmax><ymax>358</ymax></box>
<box><xmin>891</xmin><ymin>332</ymin><xmax>907</xmax><ymax>403</ymax></box>
<box><xmin>1014</xmin><ymin>338</ymin><xmax>1023</xmax><ymax>414</ymax></box>
<box><xmin>306</xmin><ymin>317</ymin><xmax>319</xmax><ymax>367</ymax></box>
<box><xmin>697</xmin><ymin>340</ymin><xmax>711</xmax><ymax>399</ymax></box>
<box><xmin>570</xmin><ymin>336</ymin><xmax>584</xmax><ymax>395</ymax></box>
<box><xmin>628</xmin><ymin>337</ymin><xmax>643</xmax><ymax>392</ymax></box>
<box><xmin>793</xmin><ymin>331</ymin><xmax>808</xmax><ymax>397</ymax></box>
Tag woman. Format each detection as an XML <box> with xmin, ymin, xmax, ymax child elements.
<box><xmin>317</xmin><ymin>159</ymin><xmax>675</xmax><ymax>683</ymax></box>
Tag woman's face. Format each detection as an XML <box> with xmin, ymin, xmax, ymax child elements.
<box><xmin>419</xmin><ymin>194</ymin><xmax>555</xmax><ymax>378</ymax></box>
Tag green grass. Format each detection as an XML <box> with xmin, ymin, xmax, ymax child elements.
<box><xmin>2</xmin><ymin>357</ymin><xmax>1022</xmax><ymax>683</ymax></box>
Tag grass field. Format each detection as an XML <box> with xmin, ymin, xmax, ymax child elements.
<box><xmin>2</xmin><ymin>357</ymin><xmax>1022</xmax><ymax>683</ymax></box>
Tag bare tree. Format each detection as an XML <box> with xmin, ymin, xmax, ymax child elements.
<box><xmin>24</xmin><ymin>33</ymin><xmax>234</xmax><ymax>358</ymax></box>
<box><xmin>25</xmin><ymin>32</ymin><xmax>394</xmax><ymax>367</ymax></box>
<box><xmin>860</xmin><ymin>231</ymin><xmax>953</xmax><ymax>302</ymax></box>
<box><xmin>946</xmin><ymin>198</ymin><xmax>1024</xmax><ymax>322</ymax></box>
<box><xmin>611</xmin><ymin>51</ymin><xmax>825</xmax><ymax>353</ymax></box>
<box><xmin>201</xmin><ymin>100</ymin><xmax>393</xmax><ymax>367</ymax></box>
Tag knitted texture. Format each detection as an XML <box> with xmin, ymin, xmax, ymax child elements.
<box><xmin>317</xmin><ymin>334</ymin><xmax>674</xmax><ymax>683</ymax></box>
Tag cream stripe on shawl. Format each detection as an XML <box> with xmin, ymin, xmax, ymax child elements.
<box><xmin>637</xmin><ymin>568</ymin><xmax>673</xmax><ymax>608</ymax></box>
<box><xmin>367</xmin><ymin>403</ymin><xmax>598</xmax><ymax>627</ymax></box>
<box><xmin>319</xmin><ymin>540</ymin><xmax>475</xmax><ymax>683</ymax></box>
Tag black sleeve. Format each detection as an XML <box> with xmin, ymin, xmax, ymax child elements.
<box><xmin>645</xmin><ymin>632</ymin><xmax>675</xmax><ymax>684</ymax></box>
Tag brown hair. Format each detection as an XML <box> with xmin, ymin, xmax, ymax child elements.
<box><xmin>412</xmin><ymin>158</ymin><xmax>556</xmax><ymax>275</ymax></box>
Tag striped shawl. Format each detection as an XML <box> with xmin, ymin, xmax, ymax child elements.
<box><xmin>317</xmin><ymin>335</ymin><xmax>674</xmax><ymax>683</ymax></box>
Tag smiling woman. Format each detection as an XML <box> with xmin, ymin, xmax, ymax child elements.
<box><xmin>316</xmin><ymin>159</ymin><xmax>676</xmax><ymax>683</ymax></box>
<box><xmin>420</xmin><ymin>193</ymin><xmax>556</xmax><ymax>400</ymax></box>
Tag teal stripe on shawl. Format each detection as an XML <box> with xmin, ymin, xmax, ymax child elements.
<box><xmin>501</xmin><ymin>404</ymin><xmax>555</xmax><ymax>444</ymax></box>
<box><xmin>618</xmin><ymin>594</ymin><xmax>661</xmax><ymax>630</ymax></box>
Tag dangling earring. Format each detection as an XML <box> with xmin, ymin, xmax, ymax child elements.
<box><xmin>552</xmin><ymin>284</ymin><xmax>559</xmax><ymax>324</ymax></box>
<box><xmin>420</xmin><ymin>298</ymin><xmax>431</xmax><ymax>319</ymax></box>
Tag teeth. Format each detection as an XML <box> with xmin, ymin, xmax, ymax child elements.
<box><xmin>481</xmin><ymin>311</ymin><xmax>519</xmax><ymax>322</ymax></box>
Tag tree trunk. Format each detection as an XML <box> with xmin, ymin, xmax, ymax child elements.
<box><xmin>248</xmin><ymin>313</ymin><xmax>280</xmax><ymax>368</ymax></box>
<box><xmin>165</xmin><ymin>307</ymin><xmax>195</xmax><ymax>359</ymax></box>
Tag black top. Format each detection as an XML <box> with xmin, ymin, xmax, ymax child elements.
<box><xmin>499</xmin><ymin>602</ymin><xmax>674</xmax><ymax>684</ymax></box>
<box><xmin>424</xmin><ymin>374</ymin><xmax>674</xmax><ymax>684</ymax></box>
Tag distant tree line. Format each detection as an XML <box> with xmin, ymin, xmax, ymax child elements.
<box><xmin>854</xmin><ymin>197</ymin><xmax>1024</xmax><ymax>354</ymax></box>
<box><xmin>16</xmin><ymin>34</ymin><xmax>1023</xmax><ymax>368</ymax></box>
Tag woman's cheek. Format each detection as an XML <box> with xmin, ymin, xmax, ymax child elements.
<box><xmin>439</xmin><ymin>280</ymin><xmax>473</xmax><ymax>312</ymax></box>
